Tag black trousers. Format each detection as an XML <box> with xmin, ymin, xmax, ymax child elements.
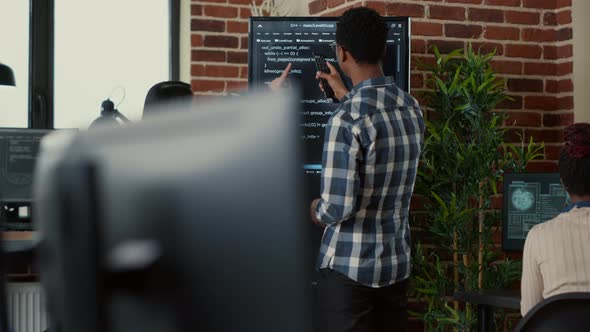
<box><xmin>317</xmin><ymin>268</ymin><xmax>408</xmax><ymax>332</ymax></box>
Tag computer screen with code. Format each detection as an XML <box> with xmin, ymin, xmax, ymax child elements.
<box><xmin>0</xmin><ymin>128</ymin><xmax>52</xmax><ymax>202</ymax></box>
<box><xmin>502</xmin><ymin>173</ymin><xmax>570</xmax><ymax>251</ymax></box>
<box><xmin>248</xmin><ymin>17</ymin><xmax>411</xmax><ymax>197</ymax></box>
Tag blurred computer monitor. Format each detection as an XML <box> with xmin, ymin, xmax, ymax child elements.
<box><xmin>502</xmin><ymin>173</ymin><xmax>569</xmax><ymax>251</ymax></box>
<box><xmin>0</xmin><ymin>128</ymin><xmax>52</xmax><ymax>203</ymax></box>
<box><xmin>0</xmin><ymin>128</ymin><xmax>53</xmax><ymax>231</ymax></box>
<box><xmin>34</xmin><ymin>91</ymin><xmax>313</xmax><ymax>332</ymax></box>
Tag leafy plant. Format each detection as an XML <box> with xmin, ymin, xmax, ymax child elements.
<box><xmin>249</xmin><ymin>0</ymin><xmax>292</xmax><ymax>16</ymax></box>
<box><xmin>505</xmin><ymin>132</ymin><xmax>546</xmax><ymax>173</ymax></box>
<box><xmin>411</xmin><ymin>44</ymin><xmax>544</xmax><ymax>331</ymax></box>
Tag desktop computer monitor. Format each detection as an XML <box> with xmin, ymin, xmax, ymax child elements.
<box><xmin>502</xmin><ymin>173</ymin><xmax>569</xmax><ymax>251</ymax></box>
<box><xmin>34</xmin><ymin>91</ymin><xmax>313</xmax><ymax>332</ymax></box>
<box><xmin>0</xmin><ymin>128</ymin><xmax>53</xmax><ymax>230</ymax></box>
<box><xmin>0</xmin><ymin>128</ymin><xmax>52</xmax><ymax>203</ymax></box>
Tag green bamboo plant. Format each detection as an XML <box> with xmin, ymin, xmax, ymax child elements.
<box><xmin>410</xmin><ymin>45</ymin><xmax>544</xmax><ymax>331</ymax></box>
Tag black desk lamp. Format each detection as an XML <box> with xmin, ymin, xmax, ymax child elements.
<box><xmin>0</xmin><ymin>62</ymin><xmax>15</xmax><ymax>332</ymax></box>
<box><xmin>0</xmin><ymin>63</ymin><xmax>16</xmax><ymax>87</ymax></box>
<box><xmin>89</xmin><ymin>98</ymin><xmax>131</xmax><ymax>129</ymax></box>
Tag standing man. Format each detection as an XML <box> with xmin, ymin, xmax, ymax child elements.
<box><xmin>310</xmin><ymin>7</ymin><xmax>424</xmax><ymax>332</ymax></box>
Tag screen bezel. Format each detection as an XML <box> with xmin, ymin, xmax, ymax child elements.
<box><xmin>502</xmin><ymin>172</ymin><xmax>564</xmax><ymax>251</ymax></box>
<box><xmin>247</xmin><ymin>16</ymin><xmax>411</xmax><ymax>92</ymax></box>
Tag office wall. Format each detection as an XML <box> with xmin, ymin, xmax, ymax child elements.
<box><xmin>189</xmin><ymin>0</ymin><xmax>574</xmax><ymax>168</ymax></box>
<box><xmin>190</xmin><ymin>0</ymin><xmax>258</xmax><ymax>95</ymax></box>
<box><xmin>189</xmin><ymin>0</ymin><xmax>307</xmax><ymax>96</ymax></box>
<box><xmin>308</xmin><ymin>0</ymin><xmax>574</xmax><ymax>172</ymax></box>
<box><xmin>573</xmin><ymin>0</ymin><xmax>590</xmax><ymax>122</ymax></box>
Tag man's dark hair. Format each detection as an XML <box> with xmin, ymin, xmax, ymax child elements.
<box><xmin>336</xmin><ymin>7</ymin><xmax>389</xmax><ymax>65</ymax></box>
<box><xmin>559</xmin><ymin>123</ymin><xmax>590</xmax><ymax>196</ymax></box>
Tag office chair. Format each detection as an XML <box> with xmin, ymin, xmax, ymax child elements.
<box><xmin>142</xmin><ymin>81</ymin><xmax>193</xmax><ymax>118</ymax></box>
<box><xmin>513</xmin><ymin>292</ymin><xmax>590</xmax><ymax>332</ymax></box>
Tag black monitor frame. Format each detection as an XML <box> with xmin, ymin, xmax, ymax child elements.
<box><xmin>247</xmin><ymin>16</ymin><xmax>412</xmax><ymax>92</ymax></box>
<box><xmin>502</xmin><ymin>172</ymin><xmax>566</xmax><ymax>251</ymax></box>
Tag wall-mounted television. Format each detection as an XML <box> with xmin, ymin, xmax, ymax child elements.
<box><xmin>247</xmin><ymin>16</ymin><xmax>412</xmax><ymax>198</ymax></box>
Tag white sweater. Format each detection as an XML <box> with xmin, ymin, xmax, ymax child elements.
<box><xmin>521</xmin><ymin>206</ymin><xmax>590</xmax><ymax>316</ymax></box>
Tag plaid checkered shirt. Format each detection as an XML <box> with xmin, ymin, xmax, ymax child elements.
<box><xmin>315</xmin><ymin>76</ymin><xmax>425</xmax><ymax>288</ymax></box>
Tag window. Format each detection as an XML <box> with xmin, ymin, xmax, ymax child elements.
<box><xmin>0</xmin><ymin>1</ymin><xmax>30</xmax><ymax>128</ymax></box>
<box><xmin>54</xmin><ymin>0</ymin><xmax>172</xmax><ymax>128</ymax></box>
<box><xmin>0</xmin><ymin>0</ymin><xmax>179</xmax><ymax>129</ymax></box>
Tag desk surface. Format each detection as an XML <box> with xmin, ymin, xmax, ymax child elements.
<box><xmin>2</xmin><ymin>231</ymin><xmax>36</xmax><ymax>253</ymax></box>
<box><xmin>454</xmin><ymin>289</ymin><xmax>521</xmax><ymax>310</ymax></box>
<box><xmin>2</xmin><ymin>231</ymin><xmax>34</xmax><ymax>241</ymax></box>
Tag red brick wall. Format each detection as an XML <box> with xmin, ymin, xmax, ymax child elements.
<box><xmin>190</xmin><ymin>0</ymin><xmax>261</xmax><ymax>96</ymax></box>
<box><xmin>307</xmin><ymin>0</ymin><xmax>574</xmax><ymax>170</ymax></box>
<box><xmin>191</xmin><ymin>0</ymin><xmax>574</xmax><ymax>167</ymax></box>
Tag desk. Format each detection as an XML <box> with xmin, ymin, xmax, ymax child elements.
<box><xmin>2</xmin><ymin>232</ymin><xmax>36</xmax><ymax>253</ymax></box>
<box><xmin>2</xmin><ymin>232</ymin><xmax>36</xmax><ymax>273</ymax></box>
<box><xmin>454</xmin><ymin>289</ymin><xmax>520</xmax><ymax>332</ymax></box>
<box><xmin>2</xmin><ymin>231</ymin><xmax>35</xmax><ymax>241</ymax></box>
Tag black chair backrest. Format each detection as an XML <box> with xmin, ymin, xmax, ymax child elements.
<box><xmin>142</xmin><ymin>81</ymin><xmax>193</xmax><ymax>118</ymax></box>
<box><xmin>514</xmin><ymin>292</ymin><xmax>590</xmax><ymax>332</ymax></box>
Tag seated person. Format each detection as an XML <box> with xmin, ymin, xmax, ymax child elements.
<box><xmin>143</xmin><ymin>80</ymin><xmax>193</xmax><ymax>118</ymax></box>
<box><xmin>521</xmin><ymin>122</ymin><xmax>590</xmax><ymax>316</ymax></box>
